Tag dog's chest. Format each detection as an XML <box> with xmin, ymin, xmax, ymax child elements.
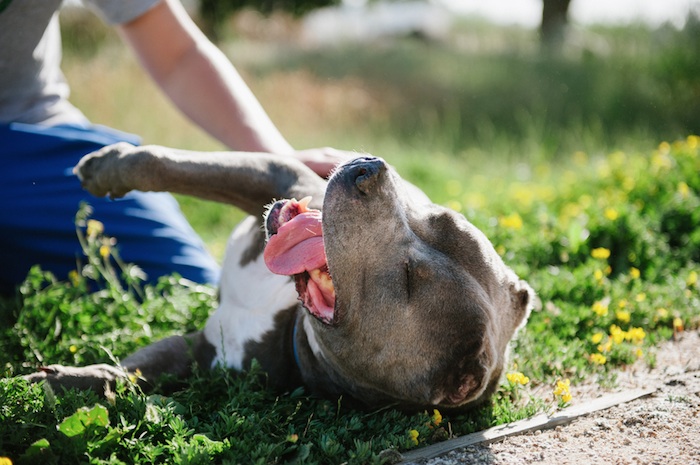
<box><xmin>203</xmin><ymin>216</ymin><xmax>298</xmax><ymax>370</ymax></box>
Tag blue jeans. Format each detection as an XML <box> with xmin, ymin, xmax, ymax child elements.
<box><xmin>0</xmin><ymin>123</ymin><xmax>220</xmax><ymax>294</ymax></box>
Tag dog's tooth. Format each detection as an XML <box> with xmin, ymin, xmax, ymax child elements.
<box><xmin>298</xmin><ymin>196</ymin><xmax>312</xmax><ymax>212</ymax></box>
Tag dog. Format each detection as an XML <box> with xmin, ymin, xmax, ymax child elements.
<box><xmin>25</xmin><ymin>143</ymin><xmax>533</xmax><ymax>410</ymax></box>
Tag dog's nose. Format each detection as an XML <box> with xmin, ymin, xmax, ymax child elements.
<box><xmin>347</xmin><ymin>156</ymin><xmax>385</xmax><ymax>194</ymax></box>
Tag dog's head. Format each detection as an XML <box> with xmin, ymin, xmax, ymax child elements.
<box><xmin>264</xmin><ymin>156</ymin><xmax>533</xmax><ymax>410</ymax></box>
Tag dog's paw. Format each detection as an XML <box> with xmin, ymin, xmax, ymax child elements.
<box><xmin>74</xmin><ymin>142</ymin><xmax>138</xmax><ymax>198</ymax></box>
<box><xmin>23</xmin><ymin>364</ymin><xmax>127</xmax><ymax>395</ymax></box>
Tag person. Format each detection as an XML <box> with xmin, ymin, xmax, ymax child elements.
<box><xmin>0</xmin><ymin>0</ymin><xmax>349</xmax><ymax>295</ymax></box>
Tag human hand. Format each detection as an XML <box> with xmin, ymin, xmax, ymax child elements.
<box><xmin>291</xmin><ymin>147</ymin><xmax>358</xmax><ymax>178</ymax></box>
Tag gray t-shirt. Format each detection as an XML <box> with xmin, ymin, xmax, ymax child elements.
<box><xmin>0</xmin><ymin>0</ymin><xmax>160</xmax><ymax>126</ymax></box>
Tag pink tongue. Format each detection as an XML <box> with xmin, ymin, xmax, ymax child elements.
<box><xmin>264</xmin><ymin>211</ymin><xmax>326</xmax><ymax>275</ymax></box>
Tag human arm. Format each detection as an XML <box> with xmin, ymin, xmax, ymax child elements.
<box><xmin>117</xmin><ymin>0</ymin><xmax>349</xmax><ymax>175</ymax></box>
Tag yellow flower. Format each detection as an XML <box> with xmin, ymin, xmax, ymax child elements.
<box><xmin>553</xmin><ymin>379</ymin><xmax>572</xmax><ymax>404</ymax></box>
<box><xmin>592</xmin><ymin>301</ymin><xmax>609</xmax><ymax>317</ymax></box>
<box><xmin>591</xmin><ymin>247</ymin><xmax>611</xmax><ymax>260</ymax></box>
<box><xmin>499</xmin><ymin>213</ymin><xmax>523</xmax><ymax>230</ymax></box>
<box><xmin>594</xmin><ymin>269</ymin><xmax>604</xmax><ymax>282</ymax></box>
<box><xmin>677</xmin><ymin>182</ymin><xmax>690</xmax><ymax>199</ymax></box>
<box><xmin>687</xmin><ymin>135</ymin><xmax>699</xmax><ymax>149</ymax></box>
<box><xmin>591</xmin><ymin>332</ymin><xmax>604</xmax><ymax>344</ymax></box>
<box><xmin>69</xmin><ymin>270</ymin><xmax>81</xmax><ymax>287</ymax></box>
<box><xmin>0</xmin><ymin>457</ymin><xmax>13</xmax><ymax>465</ymax></box>
<box><xmin>656</xmin><ymin>308</ymin><xmax>669</xmax><ymax>319</ymax></box>
<box><xmin>432</xmin><ymin>409</ymin><xmax>443</xmax><ymax>426</ymax></box>
<box><xmin>506</xmin><ymin>372</ymin><xmax>530</xmax><ymax>386</ymax></box>
<box><xmin>86</xmin><ymin>219</ymin><xmax>104</xmax><ymax>237</ymax></box>
<box><xmin>626</xmin><ymin>327</ymin><xmax>646</xmax><ymax>344</ymax></box>
<box><xmin>616</xmin><ymin>310</ymin><xmax>631</xmax><ymax>324</ymax></box>
<box><xmin>635</xmin><ymin>348</ymin><xmax>644</xmax><ymax>358</ymax></box>
<box><xmin>609</xmin><ymin>324</ymin><xmax>626</xmax><ymax>344</ymax></box>
<box><xmin>604</xmin><ymin>208</ymin><xmax>618</xmax><ymax>221</ymax></box>
<box><xmin>69</xmin><ymin>345</ymin><xmax>78</xmax><ymax>354</ymax></box>
<box><xmin>590</xmin><ymin>353</ymin><xmax>607</xmax><ymax>365</ymax></box>
<box><xmin>408</xmin><ymin>429</ymin><xmax>420</xmax><ymax>445</ymax></box>
<box><xmin>635</xmin><ymin>292</ymin><xmax>646</xmax><ymax>302</ymax></box>
<box><xmin>673</xmin><ymin>317</ymin><xmax>684</xmax><ymax>333</ymax></box>
<box><xmin>99</xmin><ymin>244</ymin><xmax>111</xmax><ymax>258</ymax></box>
<box><xmin>687</xmin><ymin>271</ymin><xmax>698</xmax><ymax>287</ymax></box>
<box><xmin>629</xmin><ymin>268</ymin><xmax>640</xmax><ymax>279</ymax></box>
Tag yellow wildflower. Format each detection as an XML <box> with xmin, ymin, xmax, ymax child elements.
<box><xmin>446</xmin><ymin>200</ymin><xmax>462</xmax><ymax>212</ymax></box>
<box><xmin>99</xmin><ymin>244</ymin><xmax>111</xmax><ymax>258</ymax></box>
<box><xmin>432</xmin><ymin>409</ymin><xmax>443</xmax><ymax>426</ymax></box>
<box><xmin>635</xmin><ymin>348</ymin><xmax>644</xmax><ymax>358</ymax></box>
<box><xmin>687</xmin><ymin>271</ymin><xmax>698</xmax><ymax>287</ymax></box>
<box><xmin>499</xmin><ymin>213</ymin><xmax>523</xmax><ymax>230</ymax></box>
<box><xmin>594</xmin><ymin>269</ymin><xmax>604</xmax><ymax>282</ymax></box>
<box><xmin>598</xmin><ymin>341</ymin><xmax>612</xmax><ymax>353</ymax></box>
<box><xmin>687</xmin><ymin>135</ymin><xmax>699</xmax><ymax>149</ymax></box>
<box><xmin>673</xmin><ymin>317</ymin><xmax>684</xmax><ymax>333</ymax></box>
<box><xmin>86</xmin><ymin>219</ymin><xmax>104</xmax><ymax>237</ymax></box>
<box><xmin>617</xmin><ymin>299</ymin><xmax>628</xmax><ymax>309</ymax></box>
<box><xmin>408</xmin><ymin>429</ymin><xmax>420</xmax><ymax>445</ymax></box>
<box><xmin>616</xmin><ymin>310</ymin><xmax>631</xmax><ymax>324</ymax></box>
<box><xmin>604</xmin><ymin>208</ymin><xmax>618</xmax><ymax>221</ymax></box>
<box><xmin>591</xmin><ymin>248</ymin><xmax>611</xmax><ymax>260</ymax></box>
<box><xmin>0</xmin><ymin>457</ymin><xmax>13</xmax><ymax>465</ymax></box>
<box><xmin>609</xmin><ymin>324</ymin><xmax>626</xmax><ymax>344</ymax></box>
<box><xmin>592</xmin><ymin>301</ymin><xmax>609</xmax><ymax>317</ymax></box>
<box><xmin>656</xmin><ymin>308</ymin><xmax>669</xmax><ymax>320</ymax></box>
<box><xmin>69</xmin><ymin>345</ymin><xmax>78</xmax><ymax>354</ymax></box>
<box><xmin>677</xmin><ymin>182</ymin><xmax>690</xmax><ymax>199</ymax></box>
<box><xmin>635</xmin><ymin>292</ymin><xmax>646</xmax><ymax>302</ymax></box>
<box><xmin>626</xmin><ymin>327</ymin><xmax>646</xmax><ymax>344</ymax></box>
<box><xmin>506</xmin><ymin>372</ymin><xmax>530</xmax><ymax>386</ymax></box>
<box><xmin>629</xmin><ymin>268</ymin><xmax>640</xmax><ymax>280</ymax></box>
<box><xmin>68</xmin><ymin>270</ymin><xmax>81</xmax><ymax>287</ymax></box>
<box><xmin>591</xmin><ymin>332</ymin><xmax>604</xmax><ymax>344</ymax></box>
<box><xmin>590</xmin><ymin>353</ymin><xmax>607</xmax><ymax>365</ymax></box>
<box><xmin>553</xmin><ymin>379</ymin><xmax>572</xmax><ymax>403</ymax></box>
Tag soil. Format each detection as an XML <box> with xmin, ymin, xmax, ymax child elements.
<box><xmin>403</xmin><ymin>330</ymin><xmax>700</xmax><ymax>465</ymax></box>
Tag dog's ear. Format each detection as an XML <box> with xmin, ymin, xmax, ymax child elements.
<box><xmin>510</xmin><ymin>279</ymin><xmax>534</xmax><ymax>329</ymax></box>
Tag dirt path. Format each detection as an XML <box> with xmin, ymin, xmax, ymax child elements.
<box><xmin>403</xmin><ymin>331</ymin><xmax>700</xmax><ymax>465</ymax></box>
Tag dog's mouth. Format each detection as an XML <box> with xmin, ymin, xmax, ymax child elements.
<box><xmin>263</xmin><ymin>197</ymin><xmax>336</xmax><ymax>324</ymax></box>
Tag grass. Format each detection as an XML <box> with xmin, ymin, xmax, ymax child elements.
<box><xmin>1</xmin><ymin>10</ymin><xmax>699</xmax><ymax>464</ymax></box>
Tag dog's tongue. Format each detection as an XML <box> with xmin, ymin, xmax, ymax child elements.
<box><xmin>264</xmin><ymin>210</ymin><xmax>325</xmax><ymax>275</ymax></box>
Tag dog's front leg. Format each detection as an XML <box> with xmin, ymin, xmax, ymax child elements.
<box><xmin>75</xmin><ymin>143</ymin><xmax>327</xmax><ymax>216</ymax></box>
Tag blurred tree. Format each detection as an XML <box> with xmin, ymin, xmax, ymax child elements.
<box><xmin>199</xmin><ymin>0</ymin><xmax>340</xmax><ymax>41</ymax></box>
<box><xmin>540</xmin><ymin>0</ymin><xmax>571</xmax><ymax>48</ymax></box>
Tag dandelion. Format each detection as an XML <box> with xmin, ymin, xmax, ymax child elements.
<box><xmin>506</xmin><ymin>372</ymin><xmax>530</xmax><ymax>386</ymax></box>
<box><xmin>591</xmin><ymin>247</ymin><xmax>611</xmax><ymax>260</ymax></box>
<box><xmin>86</xmin><ymin>219</ymin><xmax>104</xmax><ymax>237</ymax></box>
<box><xmin>0</xmin><ymin>457</ymin><xmax>13</xmax><ymax>465</ymax></box>
<box><xmin>409</xmin><ymin>429</ymin><xmax>420</xmax><ymax>445</ymax></box>
<box><xmin>594</xmin><ymin>269</ymin><xmax>604</xmax><ymax>282</ymax></box>
<box><xmin>553</xmin><ymin>379</ymin><xmax>572</xmax><ymax>404</ymax></box>
<box><xmin>432</xmin><ymin>409</ymin><xmax>443</xmax><ymax>426</ymax></box>
<box><xmin>69</xmin><ymin>345</ymin><xmax>78</xmax><ymax>354</ymax></box>
<box><xmin>592</xmin><ymin>301</ymin><xmax>609</xmax><ymax>317</ymax></box>
<box><xmin>590</xmin><ymin>353</ymin><xmax>607</xmax><ymax>365</ymax></box>
<box><xmin>604</xmin><ymin>208</ymin><xmax>619</xmax><ymax>221</ymax></box>
<box><xmin>687</xmin><ymin>271</ymin><xmax>698</xmax><ymax>287</ymax></box>
<box><xmin>616</xmin><ymin>310</ymin><xmax>631</xmax><ymax>324</ymax></box>
<box><xmin>499</xmin><ymin>213</ymin><xmax>523</xmax><ymax>230</ymax></box>
<box><xmin>629</xmin><ymin>268</ymin><xmax>640</xmax><ymax>280</ymax></box>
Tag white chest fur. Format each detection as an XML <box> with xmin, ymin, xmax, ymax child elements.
<box><xmin>203</xmin><ymin>216</ymin><xmax>298</xmax><ymax>370</ymax></box>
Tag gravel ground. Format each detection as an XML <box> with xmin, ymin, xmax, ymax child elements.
<box><xmin>402</xmin><ymin>330</ymin><xmax>700</xmax><ymax>465</ymax></box>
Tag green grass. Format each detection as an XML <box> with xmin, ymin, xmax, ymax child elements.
<box><xmin>1</xmin><ymin>12</ymin><xmax>699</xmax><ymax>464</ymax></box>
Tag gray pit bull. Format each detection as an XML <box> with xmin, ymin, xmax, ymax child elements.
<box><xmin>26</xmin><ymin>143</ymin><xmax>533</xmax><ymax>411</ymax></box>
